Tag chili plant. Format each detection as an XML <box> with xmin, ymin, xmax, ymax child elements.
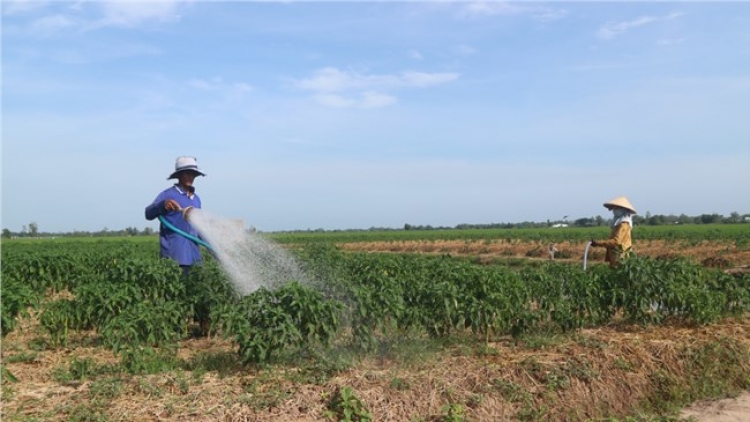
<box><xmin>214</xmin><ymin>282</ymin><xmax>342</xmax><ymax>364</ymax></box>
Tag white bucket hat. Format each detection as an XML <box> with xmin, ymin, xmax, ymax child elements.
<box><xmin>603</xmin><ymin>196</ymin><xmax>637</xmax><ymax>214</ymax></box>
<box><xmin>168</xmin><ymin>156</ymin><xmax>206</xmax><ymax>179</ymax></box>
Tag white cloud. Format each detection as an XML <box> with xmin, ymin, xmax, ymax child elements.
<box><xmin>459</xmin><ymin>1</ymin><xmax>523</xmax><ymax>18</ymax></box>
<box><xmin>313</xmin><ymin>91</ymin><xmax>397</xmax><ymax>109</ymax></box>
<box><xmin>1</xmin><ymin>0</ymin><xmax>50</xmax><ymax>16</ymax></box>
<box><xmin>190</xmin><ymin>77</ymin><xmax>253</xmax><ymax>92</ymax></box>
<box><xmin>533</xmin><ymin>7</ymin><xmax>568</xmax><ymax>22</ymax></box>
<box><xmin>293</xmin><ymin>67</ymin><xmax>358</xmax><ymax>92</ymax></box>
<box><xmin>292</xmin><ymin>67</ymin><xmax>459</xmax><ymax>92</ymax></box>
<box><xmin>457</xmin><ymin>2</ymin><xmax>567</xmax><ymax>22</ymax></box>
<box><xmin>96</xmin><ymin>1</ymin><xmax>183</xmax><ymax>28</ymax></box>
<box><xmin>408</xmin><ymin>49</ymin><xmax>424</xmax><ymax>60</ymax></box>
<box><xmin>657</xmin><ymin>37</ymin><xmax>688</xmax><ymax>46</ymax></box>
<box><xmin>597</xmin><ymin>16</ymin><xmax>656</xmax><ymax>39</ymax></box>
<box><xmin>233</xmin><ymin>82</ymin><xmax>253</xmax><ymax>93</ymax></box>
<box><xmin>360</xmin><ymin>91</ymin><xmax>398</xmax><ymax>108</ymax></box>
<box><xmin>4</xmin><ymin>1</ymin><xmax>188</xmax><ymax>36</ymax></box>
<box><xmin>313</xmin><ymin>94</ymin><xmax>354</xmax><ymax>108</ymax></box>
<box><xmin>189</xmin><ymin>79</ymin><xmax>214</xmax><ymax>90</ymax></box>
<box><xmin>30</xmin><ymin>13</ymin><xmax>75</xmax><ymax>34</ymax></box>
<box><xmin>597</xmin><ymin>12</ymin><xmax>684</xmax><ymax>40</ymax></box>
<box><xmin>454</xmin><ymin>44</ymin><xmax>478</xmax><ymax>55</ymax></box>
<box><xmin>291</xmin><ymin>67</ymin><xmax>457</xmax><ymax>108</ymax></box>
<box><xmin>400</xmin><ymin>71</ymin><xmax>459</xmax><ymax>87</ymax></box>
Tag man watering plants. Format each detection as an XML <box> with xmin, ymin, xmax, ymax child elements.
<box><xmin>145</xmin><ymin>156</ymin><xmax>206</xmax><ymax>275</ymax></box>
<box><xmin>590</xmin><ymin>196</ymin><xmax>637</xmax><ymax>268</ymax></box>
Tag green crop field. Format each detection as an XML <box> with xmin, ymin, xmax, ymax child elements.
<box><xmin>270</xmin><ymin>223</ymin><xmax>750</xmax><ymax>244</ymax></box>
<box><xmin>2</xmin><ymin>233</ymin><xmax>750</xmax><ymax>421</ymax></box>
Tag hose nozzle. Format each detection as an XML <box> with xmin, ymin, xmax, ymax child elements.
<box><xmin>181</xmin><ymin>206</ymin><xmax>195</xmax><ymax>221</ymax></box>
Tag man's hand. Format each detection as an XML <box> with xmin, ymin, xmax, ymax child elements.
<box><xmin>165</xmin><ymin>199</ymin><xmax>181</xmax><ymax>212</ymax></box>
<box><xmin>590</xmin><ymin>240</ymin><xmax>599</xmax><ymax>247</ymax></box>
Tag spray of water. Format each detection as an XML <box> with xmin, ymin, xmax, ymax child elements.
<box><xmin>187</xmin><ymin>209</ymin><xmax>308</xmax><ymax>295</ymax></box>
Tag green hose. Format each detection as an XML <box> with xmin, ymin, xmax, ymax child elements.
<box><xmin>158</xmin><ymin>215</ymin><xmax>215</xmax><ymax>252</ymax></box>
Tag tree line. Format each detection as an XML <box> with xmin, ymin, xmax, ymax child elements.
<box><xmin>417</xmin><ymin>212</ymin><xmax>749</xmax><ymax>231</ymax></box>
<box><xmin>2</xmin><ymin>225</ymin><xmax>156</xmax><ymax>239</ymax></box>
<box><xmin>3</xmin><ymin>212</ymin><xmax>748</xmax><ymax>239</ymax></box>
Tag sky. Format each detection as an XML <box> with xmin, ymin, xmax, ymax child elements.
<box><xmin>2</xmin><ymin>1</ymin><xmax>749</xmax><ymax>233</ymax></box>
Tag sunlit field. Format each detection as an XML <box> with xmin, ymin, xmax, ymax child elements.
<box><xmin>2</xmin><ymin>224</ymin><xmax>749</xmax><ymax>421</ymax></box>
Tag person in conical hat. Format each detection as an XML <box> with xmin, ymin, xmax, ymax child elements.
<box><xmin>590</xmin><ymin>196</ymin><xmax>637</xmax><ymax>268</ymax></box>
<box><xmin>145</xmin><ymin>156</ymin><xmax>207</xmax><ymax>275</ymax></box>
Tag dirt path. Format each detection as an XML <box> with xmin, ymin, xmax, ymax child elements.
<box><xmin>680</xmin><ymin>391</ymin><xmax>750</xmax><ymax>422</ymax></box>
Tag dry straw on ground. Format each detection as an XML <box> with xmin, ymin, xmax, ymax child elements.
<box><xmin>340</xmin><ymin>239</ymin><xmax>750</xmax><ymax>270</ymax></box>
<box><xmin>3</xmin><ymin>309</ymin><xmax>749</xmax><ymax>421</ymax></box>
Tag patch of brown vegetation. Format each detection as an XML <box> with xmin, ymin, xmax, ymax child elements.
<box><xmin>3</xmin><ymin>311</ymin><xmax>749</xmax><ymax>421</ymax></box>
<box><xmin>340</xmin><ymin>239</ymin><xmax>750</xmax><ymax>269</ymax></box>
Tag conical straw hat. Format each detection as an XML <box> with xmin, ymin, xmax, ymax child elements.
<box><xmin>603</xmin><ymin>196</ymin><xmax>637</xmax><ymax>214</ymax></box>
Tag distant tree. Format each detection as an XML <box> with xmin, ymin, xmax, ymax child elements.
<box><xmin>29</xmin><ymin>222</ymin><xmax>39</xmax><ymax>237</ymax></box>
<box><xmin>678</xmin><ymin>214</ymin><xmax>692</xmax><ymax>224</ymax></box>
<box><xmin>663</xmin><ymin>214</ymin><xmax>679</xmax><ymax>225</ymax></box>
<box><xmin>700</xmin><ymin>214</ymin><xmax>721</xmax><ymax>224</ymax></box>
<box><xmin>2</xmin><ymin>229</ymin><xmax>10</xmax><ymax>238</ymax></box>
<box><xmin>647</xmin><ymin>214</ymin><xmax>665</xmax><ymax>226</ymax></box>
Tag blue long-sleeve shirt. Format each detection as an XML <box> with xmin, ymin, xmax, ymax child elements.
<box><xmin>145</xmin><ymin>185</ymin><xmax>203</xmax><ymax>266</ymax></box>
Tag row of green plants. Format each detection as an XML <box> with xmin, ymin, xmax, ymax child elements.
<box><xmin>3</xmin><ymin>240</ymin><xmax>749</xmax><ymax>371</ymax></box>
<box><xmin>270</xmin><ymin>223</ymin><xmax>750</xmax><ymax>245</ymax></box>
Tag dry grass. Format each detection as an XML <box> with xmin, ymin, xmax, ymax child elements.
<box><xmin>340</xmin><ymin>239</ymin><xmax>750</xmax><ymax>270</ymax></box>
<box><xmin>3</xmin><ymin>309</ymin><xmax>749</xmax><ymax>421</ymax></box>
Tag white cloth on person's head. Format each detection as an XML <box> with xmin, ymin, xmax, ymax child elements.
<box><xmin>612</xmin><ymin>208</ymin><xmax>633</xmax><ymax>228</ymax></box>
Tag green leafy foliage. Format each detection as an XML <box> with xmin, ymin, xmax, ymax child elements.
<box><xmin>100</xmin><ymin>300</ymin><xmax>188</xmax><ymax>352</ymax></box>
<box><xmin>324</xmin><ymin>386</ymin><xmax>372</xmax><ymax>422</ymax></box>
<box><xmin>118</xmin><ymin>346</ymin><xmax>181</xmax><ymax>375</ymax></box>
<box><xmin>1</xmin><ymin>276</ymin><xmax>37</xmax><ymax>338</ymax></box>
<box><xmin>610</xmin><ymin>256</ymin><xmax>744</xmax><ymax>325</ymax></box>
<box><xmin>439</xmin><ymin>403</ymin><xmax>466</xmax><ymax>422</ymax></box>
<box><xmin>215</xmin><ymin>282</ymin><xmax>342</xmax><ymax>364</ymax></box>
<box><xmin>40</xmin><ymin>299</ymin><xmax>84</xmax><ymax>346</ymax></box>
<box><xmin>183</xmin><ymin>261</ymin><xmax>239</xmax><ymax>334</ymax></box>
<box><xmin>2</xmin><ymin>237</ymin><xmax>748</xmax><ymax>372</ymax></box>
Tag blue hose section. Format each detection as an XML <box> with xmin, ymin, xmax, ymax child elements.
<box><xmin>158</xmin><ymin>215</ymin><xmax>215</xmax><ymax>252</ymax></box>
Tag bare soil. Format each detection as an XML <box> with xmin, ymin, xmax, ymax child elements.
<box><xmin>680</xmin><ymin>391</ymin><xmax>750</xmax><ymax>422</ymax></box>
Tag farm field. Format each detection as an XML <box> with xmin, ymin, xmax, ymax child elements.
<box><xmin>275</xmin><ymin>224</ymin><xmax>750</xmax><ymax>271</ymax></box>
<box><xmin>338</xmin><ymin>237</ymin><xmax>748</xmax><ymax>268</ymax></box>
<box><xmin>2</xmin><ymin>225</ymin><xmax>750</xmax><ymax>421</ymax></box>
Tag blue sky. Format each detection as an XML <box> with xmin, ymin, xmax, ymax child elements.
<box><xmin>2</xmin><ymin>1</ymin><xmax>749</xmax><ymax>233</ymax></box>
